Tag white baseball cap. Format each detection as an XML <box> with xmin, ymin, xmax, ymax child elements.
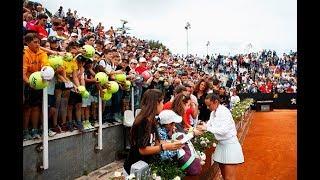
<box><xmin>139</xmin><ymin>57</ymin><xmax>147</xmax><ymax>63</ymax></box>
<box><xmin>158</xmin><ymin>110</ymin><xmax>182</xmax><ymax>125</ymax></box>
<box><xmin>130</xmin><ymin>59</ymin><xmax>138</xmax><ymax>64</ymax></box>
<box><xmin>158</xmin><ymin>63</ymin><xmax>167</xmax><ymax>67</ymax></box>
<box><xmin>70</xmin><ymin>32</ymin><xmax>78</xmax><ymax>37</ymax></box>
<box><xmin>152</xmin><ymin>56</ymin><xmax>160</xmax><ymax>62</ymax></box>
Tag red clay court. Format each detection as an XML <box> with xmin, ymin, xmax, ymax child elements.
<box><xmin>236</xmin><ymin>109</ymin><xmax>297</xmax><ymax>180</ymax></box>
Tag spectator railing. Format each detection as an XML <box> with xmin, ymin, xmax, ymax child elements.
<box><xmin>42</xmin><ymin>87</ymin><xmax>49</xmax><ymax>170</ymax></box>
<box><xmin>28</xmin><ymin>85</ymin><xmax>139</xmax><ymax>170</ymax></box>
<box><xmin>96</xmin><ymin>91</ymin><xmax>103</xmax><ymax>150</ymax></box>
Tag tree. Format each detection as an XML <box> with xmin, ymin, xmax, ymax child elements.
<box><xmin>148</xmin><ymin>40</ymin><xmax>171</xmax><ymax>54</ymax></box>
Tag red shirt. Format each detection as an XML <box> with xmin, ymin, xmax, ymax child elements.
<box><xmin>28</xmin><ymin>23</ymin><xmax>48</xmax><ymax>39</ymax></box>
<box><xmin>26</xmin><ymin>20</ymin><xmax>37</xmax><ymax>30</ymax></box>
<box><xmin>259</xmin><ymin>85</ymin><xmax>267</xmax><ymax>93</ymax></box>
<box><xmin>135</xmin><ymin>66</ymin><xmax>148</xmax><ymax>74</ymax></box>
<box><xmin>163</xmin><ymin>102</ymin><xmax>172</xmax><ymax>110</ymax></box>
<box><xmin>267</xmin><ymin>82</ymin><xmax>273</xmax><ymax>91</ymax></box>
<box><xmin>183</xmin><ymin>108</ymin><xmax>193</xmax><ymax>128</ymax></box>
<box><xmin>161</xmin><ymin>103</ymin><xmax>193</xmax><ymax>128</ymax></box>
<box><xmin>286</xmin><ymin>86</ymin><xmax>294</xmax><ymax>93</ymax></box>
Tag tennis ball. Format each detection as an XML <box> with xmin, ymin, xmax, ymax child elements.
<box><xmin>108</xmin><ymin>81</ymin><xmax>119</xmax><ymax>94</ymax></box>
<box><xmin>114</xmin><ymin>73</ymin><xmax>126</xmax><ymax>82</ymax></box>
<box><xmin>82</xmin><ymin>45</ymin><xmax>95</xmax><ymax>58</ymax></box>
<box><xmin>82</xmin><ymin>90</ymin><xmax>90</xmax><ymax>98</ymax></box>
<box><xmin>29</xmin><ymin>71</ymin><xmax>48</xmax><ymax>89</ymax></box>
<box><xmin>78</xmin><ymin>86</ymin><xmax>86</xmax><ymax>94</ymax></box>
<box><xmin>48</xmin><ymin>55</ymin><xmax>63</xmax><ymax>69</ymax></box>
<box><xmin>125</xmin><ymin>80</ymin><xmax>131</xmax><ymax>87</ymax></box>
<box><xmin>102</xmin><ymin>89</ymin><xmax>112</xmax><ymax>101</ymax></box>
<box><xmin>95</xmin><ymin>72</ymin><xmax>108</xmax><ymax>85</ymax></box>
<box><xmin>63</xmin><ymin>52</ymin><xmax>73</xmax><ymax>62</ymax></box>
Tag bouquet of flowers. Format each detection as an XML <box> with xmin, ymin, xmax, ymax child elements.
<box><xmin>192</xmin><ymin>131</ymin><xmax>217</xmax><ymax>152</ymax></box>
<box><xmin>149</xmin><ymin>159</ymin><xmax>185</xmax><ymax>180</ymax></box>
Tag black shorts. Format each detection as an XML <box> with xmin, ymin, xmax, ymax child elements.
<box><xmin>68</xmin><ymin>91</ymin><xmax>82</xmax><ymax>105</ymax></box>
<box><xmin>24</xmin><ymin>86</ymin><xmax>43</xmax><ymax>107</ymax></box>
<box><xmin>55</xmin><ymin>81</ymin><xmax>72</xmax><ymax>90</ymax></box>
<box><xmin>48</xmin><ymin>95</ymin><xmax>56</xmax><ymax>108</ymax></box>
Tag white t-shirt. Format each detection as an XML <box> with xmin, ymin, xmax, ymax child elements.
<box><xmin>98</xmin><ymin>59</ymin><xmax>116</xmax><ymax>74</ymax></box>
<box><xmin>206</xmin><ymin>105</ymin><xmax>237</xmax><ymax>141</ymax></box>
<box><xmin>47</xmin><ymin>28</ymin><xmax>57</xmax><ymax>37</ymax></box>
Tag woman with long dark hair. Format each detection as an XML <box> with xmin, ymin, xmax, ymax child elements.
<box><xmin>193</xmin><ymin>79</ymin><xmax>211</xmax><ymax>122</ymax></box>
<box><xmin>124</xmin><ymin>89</ymin><xmax>184</xmax><ymax>174</ymax></box>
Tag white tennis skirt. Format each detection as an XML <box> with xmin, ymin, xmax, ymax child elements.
<box><xmin>213</xmin><ymin>136</ymin><xmax>244</xmax><ymax>164</ymax></box>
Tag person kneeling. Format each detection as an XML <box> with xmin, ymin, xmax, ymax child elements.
<box><xmin>158</xmin><ymin>110</ymin><xmax>202</xmax><ymax>176</ymax></box>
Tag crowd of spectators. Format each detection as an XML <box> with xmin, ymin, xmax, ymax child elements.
<box><xmin>22</xmin><ymin>0</ymin><xmax>297</xmax><ymax>141</ymax></box>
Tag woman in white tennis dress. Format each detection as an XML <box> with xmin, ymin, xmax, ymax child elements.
<box><xmin>197</xmin><ymin>93</ymin><xmax>244</xmax><ymax>180</ymax></box>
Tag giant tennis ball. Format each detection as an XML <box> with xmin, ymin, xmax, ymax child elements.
<box><xmin>63</xmin><ymin>52</ymin><xmax>73</xmax><ymax>62</ymax></box>
<box><xmin>115</xmin><ymin>73</ymin><xmax>126</xmax><ymax>82</ymax></box>
<box><xmin>95</xmin><ymin>72</ymin><xmax>108</xmax><ymax>85</ymax></box>
<box><xmin>107</xmin><ymin>81</ymin><xmax>119</xmax><ymax>94</ymax></box>
<box><xmin>82</xmin><ymin>90</ymin><xmax>90</xmax><ymax>98</ymax></box>
<box><xmin>48</xmin><ymin>55</ymin><xmax>63</xmax><ymax>69</ymax></box>
<box><xmin>77</xmin><ymin>86</ymin><xmax>86</xmax><ymax>94</ymax></box>
<box><xmin>102</xmin><ymin>89</ymin><xmax>112</xmax><ymax>101</ymax></box>
<box><xmin>82</xmin><ymin>45</ymin><xmax>95</xmax><ymax>58</ymax></box>
<box><xmin>29</xmin><ymin>71</ymin><xmax>48</xmax><ymax>89</ymax></box>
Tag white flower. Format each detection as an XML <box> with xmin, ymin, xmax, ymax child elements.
<box><xmin>155</xmin><ymin>176</ymin><xmax>162</xmax><ymax>180</ymax></box>
<box><xmin>212</xmin><ymin>143</ymin><xmax>217</xmax><ymax>147</ymax></box>
<box><xmin>127</xmin><ymin>174</ymin><xmax>135</xmax><ymax>180</ymax></box>
<box><xmin>200</xmin><ymin>137</ymin><xmax>204</xmax><ymax>141</ymax></box>
<box><xmin>200</xmin><ymin>160</ymin><xmax>205</xmax><ymax>165</ymax></box>
<box><xmin>173</xmin><ymin>176</ymin><xmax>181</xmax><ymax>180</ymax></box>
<box><xmin>200</xmin><ymin>140</ymin><xmax>206</xmax><ymax>146</ymax></box>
